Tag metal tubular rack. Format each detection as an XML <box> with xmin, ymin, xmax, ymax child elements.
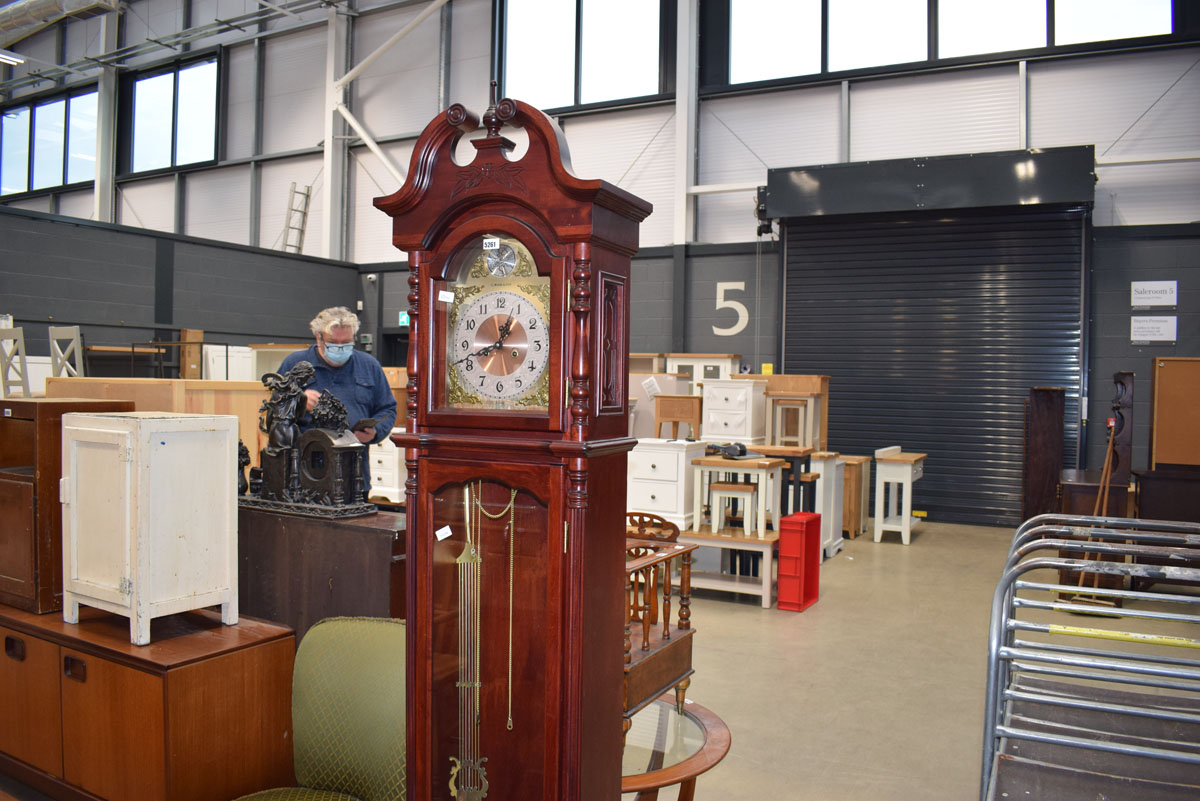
<box><xmin>981</xmin><ymin>514</ymin><xmax>1200</xmax><ymax>800</ymax></box>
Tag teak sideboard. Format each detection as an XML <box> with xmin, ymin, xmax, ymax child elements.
<box><xmin>0</xmin><ymin>605</ymin><xmax>294</xmax><ymax>801</ymax></box>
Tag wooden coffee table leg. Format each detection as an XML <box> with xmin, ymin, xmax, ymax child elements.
<box><xmin>634</xmin><ymin>789</ymin><xmax>660</xmax><ymax>801</ymax></box>
<box><xmin>678</xmin><ymin>778</ymin><xmax>698</xmax><ymax>801</ymax></box>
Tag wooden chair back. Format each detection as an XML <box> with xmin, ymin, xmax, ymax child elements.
<box><xmin>0</xmin><ymin>327</ymin><xmax>30</xmax><ymax>398</ymax></box>
<box><xmin>49</xmin><ymin>325</ymin><xmax>86</xmax><ymax>378</ymax></box>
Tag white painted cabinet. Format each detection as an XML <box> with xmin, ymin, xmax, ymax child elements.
<box><xmin>368</xmin><ymin>427</ymin><xmax>408</xmax><ymax>503</ymax></box>
<box><xmin>60</xmin><ymin>412</ymin><xmax>239</xmax><ymax>645</ymax></box>
<box><xmin>627</xmin><ymin>438</ymin><xmax>707</xmax><ymax>530</ymax></box>
<box><xmin>664</xmin><ymin>354</ymin><xmax>742</xmax><ymax>394</ymax></box>
<box><xmin>203</xmin><ymin>344</ymin><xmax>255</xmax><ymax>381</ymax></box>
<box><xmin>701</xmin><ymin>378</ymin><xmax>766</xmax><ymax>445</ymax></box>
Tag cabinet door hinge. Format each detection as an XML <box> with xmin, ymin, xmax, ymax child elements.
<box><xmin>563</xmin><ymin>522</ymin><xmax>569</xmax><ymax>554</ymax></box>
<box><xmin>59</xmin><ymin>477</ymin><xmax>69</xmax><ymax>503</ymax></box>
<box><xmin>119</xmin><ymin>578</ymin><xmax>133</xmax><ymax>595</ymax></box>
<box><xmin>118</xmin><ymin>446</ymin><xmax>132</xmax><ymax>462</ymax></box>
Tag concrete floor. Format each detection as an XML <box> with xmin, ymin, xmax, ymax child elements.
<box><xmin>2</xmin><ymin>520</ymin><xmax>1012</xmax><ymax>801</ymax></box>
<box><xmin>648</xmin><ymin>520</ymin><xmax>1015</xmax><ymax>801</ymax></box>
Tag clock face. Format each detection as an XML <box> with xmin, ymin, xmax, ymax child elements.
<box><xmin>450</xmin><ymin>289</ymin><xmax>549</xmax><ymax>402</ymax></box>
<box><xmin>440</xmin><ymin>233</ymin><xmax>552</xmax><ymax>413</ymax></box>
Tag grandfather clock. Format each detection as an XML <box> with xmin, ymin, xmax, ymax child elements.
<box><xmin>374</xmin><ymin>88</ymin><xmax>651</xmax><ymax>801</ymax></box>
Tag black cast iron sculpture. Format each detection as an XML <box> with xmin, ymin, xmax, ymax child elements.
<box><xmin>239</xmin><ymin>360</ymin><xmax>375</xmax><ymax>518</ymax></box>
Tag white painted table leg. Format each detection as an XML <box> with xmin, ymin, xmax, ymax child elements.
<box><xmin>692</xmin><ymin>466</ymin><xmax>704</xmax><ymax>532</ymax></box>
<box><xmin>873</xmin><ymin>471</ymin><xmax>885</xmax><ymax>542</ymax></box>
<box><xmin>756</xmin><ymin>467</ymin><xmax>767</xmax><ymax>539</ymax></box>
<box><xmin>901</xmin><ymin>474</ymin><xmax>913</xmax><ymax>545</ymax></box>
<box><xmin>761</xmin><ymin>543</ymin><xmax>773</xmax><ymax>608</ymax></box>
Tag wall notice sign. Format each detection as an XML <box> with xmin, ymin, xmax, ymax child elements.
<box><xmin>398</xmin><ymin>311</ymin><xmax>410</xmax><ymax>327</ymax></box>
<box><xmin>1130</xmin><ymin>316</ymin><xmax>1177</xmax><ymax>344</ymax></box>
<box><xmin>1131</xmin><ymin>280</ymin><xmax>1177</xmax><ymax>309</ymax></box>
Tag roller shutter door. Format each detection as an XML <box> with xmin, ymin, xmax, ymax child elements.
<box><xmin>782</xmin><ymin>205</ymin><xmax>1086</xmax><ymax>527</ymax></box>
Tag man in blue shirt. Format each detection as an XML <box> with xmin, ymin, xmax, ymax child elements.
<box><xmin>277</xmin><ymin>306</ymin><xmax>397</xmax><ymax>498</ymax></box>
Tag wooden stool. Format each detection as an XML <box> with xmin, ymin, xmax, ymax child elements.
<box><xmin>796</xmin><ymin>471</ymin><xmax>820</xmax><ymax>514</ymax></box>
<box><xmin>765</xmin><ymin>393</ymin><xmax>808</xmax><ymax>447</ymax></box>
<box><xmin>654</xmin><ymin>394</ymin><xmax>702</xmax><ymax>439</ymax></box>
<box><xmin>710</xmin><ymin>481</ymin><xmax>756</xmax><ymax>534</ymax></box>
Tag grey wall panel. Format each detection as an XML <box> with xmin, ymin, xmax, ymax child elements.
<box><xmin>684</xmin><ymin>249</ymin><xmax>780</xmax><ymax>372</ymax></box>
<box><xmin>262</xmin><ymin>27</ymin><xmax>325</xmax><ymax>154</ymax></box>
<box><xmin>121</xmin><ymin>0</ymin><xmax>184</xmax><ymax>57</ymax></box>
<box><xmin>0</xmin><ymin>210</ymin><xmax>157</xmax><ymax>352</ymax></box>
<box><xmin>185</xmin><ymin>166</ymin><xmax>251</xmax><ymax>245</ymax></box>
<box><xmin>449</xmin><ymin>0</ymin><xmax>493</xmax><ymax>114</ymax></box>
<box><xmin>352</xmin><ymin>4</ymin><xmax>442</xmax><ymax>137</ymax></box>
<box><xmin>7</xmin><ymin>27</ymin><xmax>57</xmax><ymax>99</ymax></box>
<box><xmin>1088</xmin><ymin>224</ymin><xmax>1200</xmax><ymax>473</ymax></box>
<box><xmin>118</xmin><ymin>176</ymin><xmax>176</xmax><ymax>232</ymax></box>
<box><xmin>783</xmin><ymin>206</ymin><xmax>1086</xmax><ymax>527</ymax></box>
<box><xmin>56</xmin><ymin>190</ymin><xmax>95</xmax><ymax>221</ymax></box>
<box><xmin>224</xmin><ymin>42</ymin><xmax>258</xmax><ymax>161</ymax></box>
<box><xmin>2</xmin><ymin>208</ymin><xmax>362</xmax><ymax>368</ymax></box>
<box><xmin>173</xmin><ymin>240</ymin><xmax>359</xmax><ymax>340</ymax></box>
<box><xmin>849</xmin><ymin>65</ymin><xmax>1019</xmax><ymax>161</ymax></box>
<box><xmin>629</xmin><ymin>256</ymin><xmax>674</xmax><ymax>353</ymax></box>
<box><xmin>350</xmin><ymin>140</ymin><xmax>413</xmax><ymax>264</ymax></box>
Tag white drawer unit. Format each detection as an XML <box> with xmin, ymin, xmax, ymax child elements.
<box><xmin>664</xmin><ymin>354</ymin><xmax>742</xmax><ymax>395</ymax></box>
<box><xmin>627</xmin><ymin>438</ymin><xmax>707</xmax><ymax>530</ymax></box>
<box><xmin>60</xmin><ymin>412</ymin><xmax>239</xmax><ymax>645</ymax></box>
<box><xmin>368</xmin><ymin>427</ymin><xmax>408</xmax><ymax>503</ymax></box>
<box><xmin>701</xmin><ymin>378</ymin><xmax>766</xmax><ymax>445</ymax></box>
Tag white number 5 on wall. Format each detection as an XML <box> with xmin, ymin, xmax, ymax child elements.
<box><xmin>712</xmin><ymin>281</ymin><xmax>749</xmax><ymax>336</ymax></box>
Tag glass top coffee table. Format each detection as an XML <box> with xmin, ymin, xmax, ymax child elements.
<box><xmin>622</xmin><ymin>693</ymin><xmax>731</xmax><ymax>800</ymax></box>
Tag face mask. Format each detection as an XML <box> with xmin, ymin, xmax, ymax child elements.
<box><xmin>323</xmin><ymin>342</ymin><xmax>354</xmax><ymax>365</ymax></box>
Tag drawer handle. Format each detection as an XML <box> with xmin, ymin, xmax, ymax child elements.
<box><xmin>723</xmin><ymin>396</ymin><xmax>729</xmax><ymax>402</ymax></box>
<box><xmin>4</xmin><ymin>635</ymin><xmax>24</xmax><ymax>662</ymax></box>
<box><xmin>650</xmin><ymin>464</ymin><xmax>657</xmax><ymax>469</ymax></box>
<box><xmin>64</xmin><ymin>655</ymin><xmax>87</xmax><ymax>683</ymax></box>
<box><xmin>650</xmin><ymin>494</ymin><xmax>657</xmax><ymax>500</ymax></box>
<box><xmin>723</xmin><ymin>422</ymin><xmax>728</xmax><ymax>427</ymax></box>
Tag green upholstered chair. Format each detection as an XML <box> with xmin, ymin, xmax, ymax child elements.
<box><xmin>235</xmin><ymin>617</ymin><xmax>406</xmax><ymax>801</ymax></box>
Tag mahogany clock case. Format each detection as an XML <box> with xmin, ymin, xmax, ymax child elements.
<box><xmin>375</xmin><ymin>95</ymin><xmax>652</xmax><ymax>801</ymax></box>
<box><xmin>0</xmin><ymin>398</ymin><xmax>135</xmax><ymax>613</ymax></box>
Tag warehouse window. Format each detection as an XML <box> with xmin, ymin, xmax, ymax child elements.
<box><xmin>828</xmin><ymin>0</ymin><xmax>927</xmax><ymax>72</ymax></box>
<box><xmin>0</xmin><ymin>89</ymin><xmax>98</xmax><ymax>196</ymax></box>
<box><xmin>129</xmin><ymin>58</ymin><xmax>218</xmax><ymax>174</ymax></box>
<box><xmin>730</xmin><ymin>0</ymin><xmax>821</xmax><ymax>84</ymax></box>
<box><xmin>503</xmin><ymin>0</ymin><xmax>674</xmax><ymax>112</ymax></box>
<box><xmin>1056</xmin><ymin>0</ymin><xmax>1173</xmax><ymax>46</ymax></box>
<box><xmin>938</xmin><ymin>0</ymin><xmax>1046</xmax><ymax>58</ymax></box>
<box><xmin>702</xmin><ymin>0</ymin><xmax>1185</xmax><ymax>93</ymax></box>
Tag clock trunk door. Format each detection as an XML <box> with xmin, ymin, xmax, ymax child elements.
<box><xmin>422</xmin><ymin>462</ymin><xmax>564</xmax><ymax>800</ymax></box>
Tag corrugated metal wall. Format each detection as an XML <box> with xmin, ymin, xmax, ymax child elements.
<box><xmin>783</xmin><ymin>205</ymin><xmax>1087</xmax><ymax>526</ymax></box>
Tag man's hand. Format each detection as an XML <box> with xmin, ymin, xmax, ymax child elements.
<box><xmin>354</xmin><ymin>429</ymin><xmax>374</xmax><ymax>444</ymax></box>
<box><xmin>304</xmin><ymin>388</ymin><xmax>320</xmax><ymax>410</ymax></box>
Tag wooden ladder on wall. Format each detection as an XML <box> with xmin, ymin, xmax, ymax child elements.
<box><xmin>282</xmin><ymin>182</ymin><xmax>311</xmax><ymax>253</ymax></box>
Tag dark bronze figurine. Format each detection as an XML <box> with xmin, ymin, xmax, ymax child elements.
<box><xmin>240</xmin><ymin>360</ymin><xmax>375</xmax><ymax>518</ymax></box>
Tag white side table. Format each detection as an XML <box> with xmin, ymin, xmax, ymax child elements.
<box><xmin>629</xmin><ymin>438</ymin><xmax>707</xmax><ymax>530</ymax></box>
<box><xmin>873</xmin><ymin>446</ymin><xmax>927</xmax><ymax>545</ymax></box>
<box><xmin>810</xmin><ymin>451</ymin><xmax>844</xmax><ymax>557</ymax></box>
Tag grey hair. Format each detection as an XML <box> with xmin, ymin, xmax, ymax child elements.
<box><xmin>310</xmin><ymin>307</ymin><xmax>361</xmax><ymax>338</ymax></box>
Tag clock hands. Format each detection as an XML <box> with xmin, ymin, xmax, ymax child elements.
<box><xmin>452</xmin><ymin>310</ymin><xmax>516</xmax><ymax>367</ymax></box>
